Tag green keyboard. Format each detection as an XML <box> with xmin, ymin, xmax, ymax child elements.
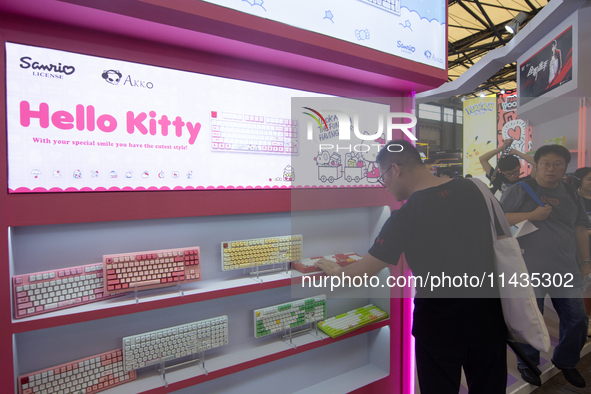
<box><xmin>254</xmin><ymin>295</ymin><xmax>327</xmax><ymax>338</ymax></box>
<box><xmin>318</xmin><ymin>304</ymin><xmax>388</xmax><ymax>338</ymax></box>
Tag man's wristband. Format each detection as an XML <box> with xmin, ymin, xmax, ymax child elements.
<box><xmin>579</xmin><ymin>260</ymin><xmax>591</xmax><ymax>267</ymax></box>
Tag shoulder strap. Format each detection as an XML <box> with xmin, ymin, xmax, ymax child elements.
<box><xmin>519</xmin><ymin>179</ymin><xmax>584</xmax><ymax>214</ymax></box>
<box><xmin>518</xmin><ymin>181</ymin><xmax>544</xmax><ymax>207</ymax></box>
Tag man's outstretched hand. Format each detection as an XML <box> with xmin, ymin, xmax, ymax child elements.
<box><xmin>314</xmin><ymin>257</ymin><xmax>342</xmax><ymax>276</ymax></box>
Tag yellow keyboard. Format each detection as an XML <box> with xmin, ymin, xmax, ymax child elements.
<box><xmin>221</xmin><ymin>235</ymin><xmax>302</xmax><ymax>271</ymax></box>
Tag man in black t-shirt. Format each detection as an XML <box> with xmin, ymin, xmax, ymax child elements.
<box><xmin>316</xmin><ymin>140</ymin><xmax>507</xmax><ymax>394</ymax></box>
<box><xmin>479</xmin><ymin>138</ymin><xmax>535</xmax><ymax>194</ymax></box>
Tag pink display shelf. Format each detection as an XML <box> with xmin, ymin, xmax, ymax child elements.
<box><xmin>0</xmin><ymin>7</ymin><xmax>418</xmax><ymax>392</ymax></box>
<box><xmin>138</xmin><ymin>320</ymin><xmax>390</xmax><ymax>394</ymax></box>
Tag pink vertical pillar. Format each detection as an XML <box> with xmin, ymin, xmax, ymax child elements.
<box><xmin>577</xmin><ymin>97</ymin><xmax>587</xmax><ymax>168</ymax></box>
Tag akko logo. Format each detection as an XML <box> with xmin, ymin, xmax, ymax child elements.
<box><xmin>101</xmin><ymin>69</ymin><xmax>154</xmax><ymax>89</ymax></box>
<box><xmin>20</xmin><ymin>56</ymin><xmax>75</xmax><ymax>80</ymax></box>
<box><xmin>102</xmin><ymin>70</ymin><xmax>122</xmax><ymax>85</ymax></box>
<box><xmin>424</xmin><ymin>50</ymin><xmax>443</xmax><ymax>64</ymax></box>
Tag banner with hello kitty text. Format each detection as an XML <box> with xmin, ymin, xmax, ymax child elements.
<box><xmin>6</xmin><ymin>42</ymin><xmax>339</xmax><ymax>192</ymax></box>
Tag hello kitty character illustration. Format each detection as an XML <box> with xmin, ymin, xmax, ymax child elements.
<box><xmin>283</xmin><ymin>165</ymin><xmax>295</xmax><ymax>181</ymax></box>
<box><xmin>344</xmin><ymin>151</ymin><xmax>367</xmax><ymax>183</ymax></box>
<box><xmin>315</xmin><ymin>150</ymin><xmax>343</xmax><ymax>183</ymax></box>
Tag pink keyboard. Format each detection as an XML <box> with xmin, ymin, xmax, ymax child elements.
<box><xmin>17</xmin><ymin>348</ymin><xmax>136</xmax><ymax>394</ymax></box>
<box><xmin>292</xmin><ymin>253</ymin><xmax>363</xmax><ymax>273</ymax></box>
<box><xmin>13</xmin><ymin>263</ymin><xmax>125</xmax><ymax>319</ymax></box>
<box><xmin>103</xmin><ymin>246</ymin><xmax>201</xmax><ymax>295</ymax></box>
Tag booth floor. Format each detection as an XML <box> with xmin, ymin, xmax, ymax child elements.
<box><xmin>432</xmin><ymin>299</ymin><xmax>591</xmax><ymax>394</ymax></box>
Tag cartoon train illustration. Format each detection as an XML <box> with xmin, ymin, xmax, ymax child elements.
<box><xmin>344</xmin><ymin>152</ymin><xmax>368</xmax><ymax>183</ymax></box>
<box><xmin>315</xmin><ymin>150</ymin><xmax>343</xmax><ymax>183</ymax></box>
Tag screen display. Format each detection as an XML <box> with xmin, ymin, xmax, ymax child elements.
<box><xmin>6</xmin><ymin>43</ymin><xmax>390</xmax><ymax>192</ymax></box>
<box><xmin>199</xmin><ymin>0</ymin><xmax>447</xmax><ymax>70</ymax></box>
<box><xmin>519</xmin><ymin>26</ymin><xmax>573</xmax><ymax>105</ymax></box>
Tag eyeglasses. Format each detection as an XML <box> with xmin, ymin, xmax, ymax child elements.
<box><xmin>377</xmin><ymin>165</ymin><xmax>393</xmax><ymax>187</ymax></box>
<box><xmin>503</xmin><ymin>169</ymin><xmax>522</xmax><ymax>177</ymax></box>
<box><xmin>537</xmin><ymin>162</ymin><xmax>567</xmax><ymax>170</ymax></box>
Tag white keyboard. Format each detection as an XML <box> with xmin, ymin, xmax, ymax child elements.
<box><xmin>210</xmin><ymin>111</ymin><xmax>298</xmax><ymax>154</ymax></box>
<box><xmin>122</xmin><ymin>316</ymin><xmax>229</xmax><ymax>371</ymax></box>
<box><xmin>254</xmin><ymin>295</ymin><xmax>326</xmax><ymax>338</ymax></box>
<box><xmin>12</xmin><ymin>262</ymin><xmax>125</xmax><ymax>319</ymax></box>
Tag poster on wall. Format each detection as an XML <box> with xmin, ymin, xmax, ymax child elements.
<box><xmin>199</xmin><ymin>0</ymin><xmax>447</xmax><ymax>70</ymax></box>
<box><xmin>462</xmin><ymin>96</ymin><xmax>497</xmax><ymax>182</ymax></box>
<box><xmin>496</xmin><ymin>91</ymin><xmax>533</xmax><ymax>175</ymax></box>
<box><xmin>519</xmin><ymin>26</ymin><xmax>573</xmax><ymax>105</ymax></box>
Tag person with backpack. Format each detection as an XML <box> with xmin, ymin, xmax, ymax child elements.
<box><xmin>500</xmin><ymin>144</ymin><xmax>590</xmax><ymax>388</ymax></box>
<box><xmin>479</xmin><ymin>138</ymin><xmax>536</xmax><ymax>195</ymax></box>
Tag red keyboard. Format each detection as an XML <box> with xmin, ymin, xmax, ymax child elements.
<box><xmin>292</xmin><ymin>252</ymin><xmax>363</xmax><ymax>273</ymax></box>
<box><xmin>103</xmin><ymin>246</ymin><xmax>201</xmax><ymax>295</ymax></box>
<box><xmin>17</xmin><ymin>348</ymin><xmax>136</xmax><ymax>394</ymax></box>
<box><xmin>12</xmin><ymin>263</ymin><xmax>125</xmax><ymax>319</ymax></box>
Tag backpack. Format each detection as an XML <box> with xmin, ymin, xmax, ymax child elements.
<box><xmin>518</xmin><ymin>178</ymin><xmax>583</xmax><ymax>216</ymax></box>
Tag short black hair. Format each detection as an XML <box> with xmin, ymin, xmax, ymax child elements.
<box><xmin>498</xmin><ymin>155</ymin><xmax>520</xmax><ymax>171</ymax></box>
<box><xmin>572</xmin><ymin>167</ymin><xmax>591</xmax><ymax>189</ymax></box>
<box><xmin>375</xmin><ymin>140</ymin><xmax>423</xmax><ymax>169</ymax></box>
<box><xmin>534</xmin><ymin>144</ymin><xmax>571</xmax><ymax>164</ymax></box>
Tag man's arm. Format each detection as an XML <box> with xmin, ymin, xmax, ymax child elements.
<box><xmin>505</xmin><ymin>205</ymin><xmax>552</xmax><ymax>225</ymax></box>
<box><xmin>508</xmin><ymin>149</ymin><xmax>537</xmax><ymax>178</ymax></box>
<box><xmin>479</xmin><ymin>139</ymin><xmax>513</xmax><ymax>178</ymax></box>
<box><xmin>315</xmin><ymin>253</ymin><xmax>389</xmax><ymax>278</ymax></box>
<box><xmin>575</xmin><ymin>224</ymin><xmax>591</xmax><ymax>276</ymax></box>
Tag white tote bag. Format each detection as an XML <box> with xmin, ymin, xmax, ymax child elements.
<box><xmin>471</xmin><ymin>179</ymin><xmax>551</xmax><ymax>353</ymax></box>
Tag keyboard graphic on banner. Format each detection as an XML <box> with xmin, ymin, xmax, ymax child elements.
<box><xmin>210</xmin><ymin>111</ymin><xmax>298</xmax><ymax>154</ymax></box>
